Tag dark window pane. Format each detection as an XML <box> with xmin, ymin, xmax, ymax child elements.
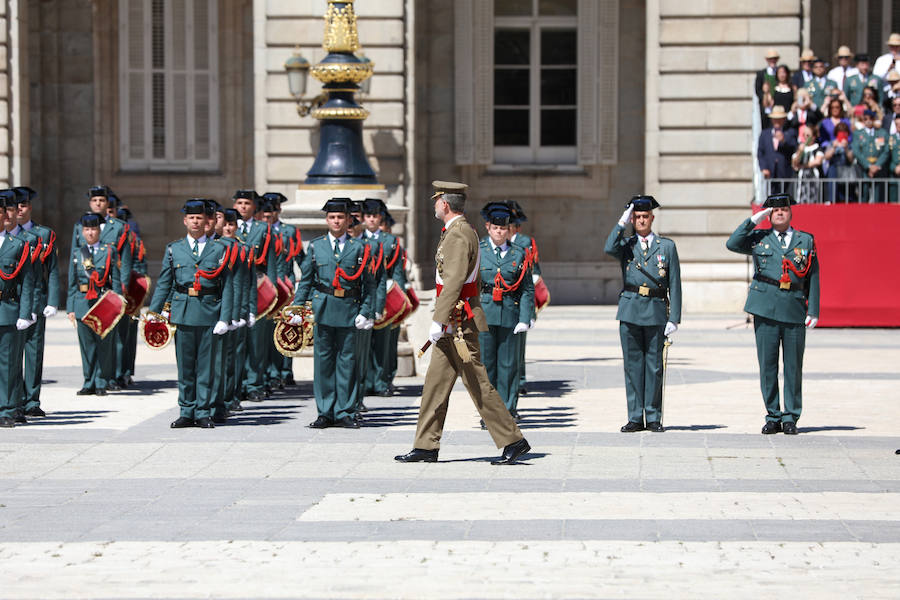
<box><xmin>495</xmin><ymin>69</ymin><xmax>530</xmax><ymax>105</ymax></box>
<box><xmin>541</xmin><ymin>68</ymin><xmax>576</xmax><ymax>105</ymax></box>
<box><xmin>539</xmin><ymin>0</ymin><xmax>577</xmax><ymax>15</ymax></box>
<box><xmin>541</xmin><ymin>30</ymin><xmax>576</xmax><ymax>65</ymax></box>
<box><xmin>495</xmin><ymin>109</ymin><xmax>530</xmax><ymax>146</ymax></box>
<box><xmin>495</xmin><ymin>29</ymin><xmax>530</xmax><ymax>65</ymax></box>
<box><xmin>541</xmin><ymin>109</ymin><xmax>575</xmax><ymax>146</ymax></box>
<box><xmin>495</xmin><ymin>0</ymin><xmax>532</xmax><ymax>16</ymax></box>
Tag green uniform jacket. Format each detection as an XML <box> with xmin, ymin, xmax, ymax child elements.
<box><xmin>478</xmin><ymin>239</ymin><xmax>534</xmax><ymax>328</ymax></box>
<box><xmin>889</xmin><ymin>132</ymin><xmax>900</xmax><ymax>174</ymax></box>
<box><xmin>851</xmin><ymin>127</ymin><xmax>889</xmax><ymax>170</ymax></box>
<box><xmin>726</xmin><ymin>218</ymin><xmax>820</xmax><ymax>324</ymax></box>
<box><xmin>215</xmin><ymin>236</ymin><xmax>242</xmax><ymax>323</ymax></box>
<box><xmin>21</xmin><ymin>223</ymin><xmax>60</xmax><ymax>311</ymax></box>
<box><xmin>0</xmin><ymin>234</ymin><xmax>35</xmax><ymax>324</ymax></box>
<box><xmin>14</xmin><ymin>228</ymin><xmax>43</xmax><ymax>315</ymax></box>
<box><xmin>380</xmin><ymin>232</ymin><xmax>408</xmax><ymax>289</ymax></box>
<box><xmin>275</xmin><ymin>222</ymin><xmax>304</xmax><ymax>283</ymax></box>
<box><xmin>238</xmin><ymin>219</ymin><xmax>277</xmax><ymax>286</ymax></box>
<box><xmin>510</xmin><ymin>232</ymin><xmax>541</xmax><ymax>277</ymax></box>
<box><xmin>805</xmin><ymin>77</ymin><xmax>839</xmax><ymax>110</ymax></box>
<box><xmin>148</xmin><ymin>238</ymin><xmax>233</xmax><ymax>327</ymax></box>
<box><xmin>294</xmin><ymin>235</ymin><xmax>375</xmax><ymax>328</ymax></box>
<box><xmin>360</xmin><ymin>233</ymin><xmax>387</xmax><ymax>315</ymax></box>
<box><xmin>71</xmin><ymin>217</ymin><xmax>133</xmax><ymax>291</ymax></box>
<box><xmin>845</xmin><ymin>73</ymin><xmax>883</xmax><ymax>106</ymax></box>
<box><xmin>65</xmin><ymin>244</ymin><xmax>121</xmax><ymax>319</ymax></box>
<box><xmin>433</xmin><ymin>216</ymin><xmax>488</xmax><ymax>331</ymax></box>
<box><xmin>604</xmin><ymin>224</ymin><xmax>682</xmax><ymax>326</ymax></box>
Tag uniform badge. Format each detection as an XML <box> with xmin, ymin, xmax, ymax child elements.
<box><xmin>82</xmin><ymin>257</ymin><xmax>94</xmax><ymax>270</ymax></box>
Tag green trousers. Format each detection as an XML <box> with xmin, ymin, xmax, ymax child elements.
<box><xmin>21</xmin><ymin>315</ymin><xmax>46</xmax><ymax>410</ymax></box>
<box><xmin>116</xmin><ymin>318</ymin><xmax>138</xmax><ymax>382</ymax></box>
<box><xmin>265</xmin><ymin>318</ymin><xmax>284</xmax><ymax>382</ymax></box>
<box><xmin>516</xmin><ymin>331</ymin><xmax>528</xmax><ymax>388</ymax></box>
<box><xmin>355</xmin><ymin>327</ymin><xmax>372</xmax><ymax>408</ymax></box>
<box><xmin>211</xmin><ymin>328</ymin><xmax>230</xmax><ymax>419</ymax></box>
<box><xmin>619</xmin><ymin>322</ymin><xmax>664</xmax><ymax>424</ymax></box>
<box><xmin>235</xmin><ymin>327</ymin><xmax>248</xmax><ymax>397</ymax></box>
<box><xmin>174</xmin><ymin>324</ymin><xmax>216</xmax><ymax>419</ymax></box>
<box><xmin>77</xmin><ymin>321</ymin><xmax>115</xmax><ymax>391</ymax></box>
<box><xmin>0</xmin><ymin>326</ymin><xmax>24</xmax><ymax>419</ymax></box>
<box><xmin>314</xmin><ymin>324</ymin><xmax>357</xmax><ymax>421</ymax></box>
<box><xmin>753</xmin><ymin>315</ymin><xmax>805</xmax><ymax>424</ymax></box>
<box><xmin>367</xmin><ymin>326</ymin><xmax>392</xmax><ymax>394</ymax></box>
<box><xmin>244</xmin><ymin>321</ymin><xmax>269</xmax><ymax>393</ymax></box>
<box><xmin>480</xmin><ymin>326</ymin><xmax>520</xmax><ymax>412</ymax></box>
<box><xmin>387</xmin><ymin>324</ymin><xmax>400</xmax><ymax>382</ymax></box>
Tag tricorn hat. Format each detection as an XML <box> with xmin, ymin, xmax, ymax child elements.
<box><xmin>321</xmin><ymin>197</ymin><xmax>352</xmax><ymax>214</ymax></box>
<box><xmin>763</xmin><ymin>193</ymin><xmax>795</xmax><ymax>208</ymax></box>
<box><xmin>628</xmin><ymin>195</ymin><xmax>660</xmax><ymax>211</ymax></box>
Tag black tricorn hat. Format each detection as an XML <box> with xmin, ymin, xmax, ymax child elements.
<box><xmin>322</xmin><ymin>197</ymin><xmax>352</xmax><ymax>214</ymax></box>
<box><xmin>80</xmin><ymin>212</ymin><xmax>104</xmax><ymax>227</ymax></box>
<box><xmin>223</xmin><ymin>208</ymin><xmax>240</xmax><ymax>223</ymax></box>
<box><xmin>12</xmin><ymin>186</ymin><xmax>37</xmax><ymax>203</ymax></box>
<box><xmin>182</xmin><ymin>199</ymin><xmax>207</xmax><ymax>215</ymax></box>
<box><xmin>763</xmin><ymin>193</ymin><xmax>795</xmax><ymax>208</ymax></box>
<box><xmin>628</xmin><ymin>195</ymin><xmax>660</xmax><ymax>211</ymax></box>
<box><xmin>362</xmin><ymin>198</ymin><xmax>386</xmax><ymax>216</ymax></box>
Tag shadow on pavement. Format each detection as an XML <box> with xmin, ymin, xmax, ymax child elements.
<box><xmin>664</xmin><ymin>424</ymin><xmax>727</xmax><ymax>431</ymax></box>
<box><xmin>797</xmin><ymin>425</ymin><xmax>864</xmax><ymax>433</ymax></box>
<box><xmin>438</xmin><ymin>452</ymin><xmax>550</xmax><ymax>464</ymax></box>
<box><xmin>360</xmin><ymin>406</ymin><xmax>419</xmax><ymax>428</ymax></box>
<box><xmin>535</xmin><ymin>357</ymin><xmax>617</xmax><ymax>363</ymax></box>
<box><xmin>521</xmin><ymin>380</ymin><xmax>575</xmax><ymax>398</ymax></box>
<box><xmin>517</xmin><ymin>405</ymin><xmax>577</xmax><ymax>429</ymax></box>
<box><xmin>388</xmin><ymin>384</ymin><xmax>424</xmax><ymax>397</ymax></box>
<box><xmin>115</xmin><ymin>379</ymin><xmax>178</xmax><ymax>395</ymax></box>
<box><xmin>27</xmin><ymin>410</ymin><xmax>115</xmax><ymax>426</ymax></box>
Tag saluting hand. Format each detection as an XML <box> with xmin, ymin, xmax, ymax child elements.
<box><xmin>618</xmin><ymin>205</ymin><xmax>634</xmax><ymax>226</ymax></box>
<box><xmin>751</xmin><ymin>207</ymin><xmax>773</xmax><ymax>225</ymax></box>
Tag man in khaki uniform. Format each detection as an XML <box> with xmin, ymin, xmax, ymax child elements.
<box><xmin>395</xmin><ymin>181</ymin><xmax>531</xmax><ymax>465</ymax></box>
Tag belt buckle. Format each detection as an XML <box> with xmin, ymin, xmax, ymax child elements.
<box><xmin>779</xmin><ymin>280</ymin><xmax>791</xmax><ymax>290</ymax></box>
<box><xmin>79</xmin><ymin>284</ymin><xmax>88</xmax><ymax>293</ymax></box>
<box><xmin>188</xmin><ymin>288</ymin><xmax>199</xmax><ymax>297</ymax></box>
<box><xmin>334</xmin><ymin>288</ymin><xmax>345</xmax><ymax>298</ymax></box>
<box><xmin>638</xmin><ymin>284</ymin><xmax>650</xmax><ymax>297</ymax></box>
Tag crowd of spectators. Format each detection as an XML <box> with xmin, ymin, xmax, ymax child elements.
<box><xmin>754</xmin><ymin>34</ymin><xmax>900</xmax><ymax>203</ymax></box>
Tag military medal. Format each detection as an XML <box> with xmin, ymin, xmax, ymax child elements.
<box><xmin>659</xmin><ymin>268</ymin><xmax>666</xmax><ymax>277</ymax></box>
<box><xmin>657</xmin><ymin>255</ymin><xmax>666</xmax><ymax>277</ymax></box>
<box><xmin>82</xmin><ymin>257</ymin><xmax>94</xmax><ymax>270</ymax></box>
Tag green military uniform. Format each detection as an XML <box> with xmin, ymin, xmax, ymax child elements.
<box><xmin>294</xmin><ymin>198</ymin><xmax>374</xmax><ymax>427</ymax></box>
<box><xmin>0</xmin><ymin>219</ymin><xmax>35</xmax><ymax>427</ymax></box>
<box><xmin>604</xmin><ymin>196</ymin><xmax>682</xmax><ymax>431</ymax></box>
<box><xmin>368</xmin><ymin>226</ymin><xmax>407</xmax><ymax>395</ymax></box>
<box><xmin>148</xmin><ymin>201</ymin><xmax>233</xmax><ymax>426</ymax></box>
<box><xmin>851</xmin><ymin>124</ymin><xmax>889</xmax><ymax>202</ymax></box>
<box><xmin>888</xmin><ymin>128</ymin><xmax>900</xmax><ymax>203</ymax></box>
<box><xmin>506</xmin><ymin>200</ymin><xmax>540</xmax><ymax>395</ymax></box>
<box><xmin>805</xmin><ymin>76</ymin><xmax>839</xmax><ymax>111</ymax></box>
<box><xmin>385</xmin><ymin>236</ymin><xmax>409</xmax><ymax>388</ymax></box>
<box><xmin>844</xmin><ymin>72</ymin><xmax>883</xmax><ymax>107</ymax></box>
<box><xmin>478</xmin><ymin>212</ymin><xmax>534</xmax><ymax>416</ymax></box>
<box><xmin>726</xmin><ymin>194</ymin><xmax>820</xmax><ymax>430</ymax></box>
<box><xmin>354</xmin><ymin>226</ymin><xmax>384</xmax><ymax>410</ymax></box>
<box><xmin>113</xmin><ymin>207</ymin><xmax>145</xmax><ymax>387</ymax></box>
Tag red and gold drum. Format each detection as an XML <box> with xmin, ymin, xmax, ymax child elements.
<box><xmin>405</xmin><ymin>287</ymin><xmax>419</xmax><ymax>315</ymax></box>
<box><xmin>124</xmin><ymin>273</ymin><xmax>151</xmax><ymax>316</ymax></box>
<box><xmin>140</xmin><ymin>313</ymin><xmax>176</xmax><ymax>350</ymax></box>
<box><xmin>374</xmin><ymin>279</ymin><xmax>412</xmax><ymax>330</ymax></box>
<box><xmin>256</xmin><ymin>275</ymin><xmax>278</xmax><ymax>318</ymax></box>
<box><xmin>273</xmin><ymin>305</ymin><xmax>315</xmax><ymax>357</ymax></box>
<box><xmin>81</xmin><ymin>291</ymin><xmax>127</xmax><ymax>339</ymax></box>
<box><xmin>271</xmin><ymin>276</ymin><xmax>294</xmax><ymax>315</ymax></box>
<box><xmin>534</xmin><ymin>277</ymin><xmax>551</xmax><ymax>313</ymax></box>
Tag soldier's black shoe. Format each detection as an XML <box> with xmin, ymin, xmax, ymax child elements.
<box><xmin>335</xmin><ymin>416</ymin><xmax>360</xmax><ymax>429</ymax></box>
<box><xmin>246</xmin><ymin>391</ymin><xmax>262</xmax><ymax>402</ymax></box>
<box><xmin>647</xmin><ymin>421</ymin><xmax>664</xmax><ymax>432</ymax></box>
<box><xmin>284</xmin><ymin>376</ymin><xmax>296</xmax><ymax>386</ymax></box>
<box><xmin>25</xmin><ymin>407</ymin><xmax>45</xmax><ymax>417</ymax></box>
<box><xmin>394</xmin><ymin>448</ymin><xmax>438</xmax><ymax>463</ymax></box>
<box><xmin>212</xmin><ymin>414</ymin><xmax>228</xmax><ymax>424</ymax></box>
<box><xmin>491</xmin><ymin>438</ymin><xmax>531</xmax><ymax>465</ymax></box>
<box><xmin>116</xmin><ymin>377</ymin><xmax>129</xmax><ymax>389</ymax></box>
<box><xmin>761</xmin><ymin>421</ymin><xmax>782</xmax><ymax>434</ymax></box>
<box><xmin>620</xmin><ymin>421</ymin><xmax>644</xmax><ymax>433</ymax></box>
<box><xmin>376</xmin><ymin>389</ymin><xmax>392</xmax><ymax>397</ymax></box>
<box><xmin>782</xmin><ymin>422</ymin><xmax>798</xmax><ymax>435</ymax></box>
<box><xmin>106</xmin><ymin>381</ymin><xmax>121</xmax><ymax>392</ymax></box>
<box><xmin>359</xmin><ymin>402</ymin><xmax>369</xmax><ymax>412</ymax></box>
<box><xmin>518</xmin><ymin>385</ymin><xmax>528</xmax><ymax>395</ymax></box>
<box><xmin>308</xmin><ymin>416</ymin><xmax>332</xmax><ymax>429</ymax></box>
<box><xmin>76</xmin><ymin>387</ymin><xmax>95</xmax><ymax>396</ymax></box>
<box><xmin>230</xmin><ymin>402</ymin><xmax>244</xmax><ymax>413</ymax></box>
<box><xmin>14</xmin><ymin>415</ymin><xmax>27</xmax><ymax>424</ymax></box>
<box><xmin>479</xmin><ymin>419</ymin><xmax>487</xmax><ymax>430</ymax></box>
<box><xmin>0</xmin><ymin>417</ymin><xmax>14</xmax><ymax>428</ymax></box>
<box><xmin>275</xmin><ymin>379</ymin><xmax>285</xmax><ymax>390</ymax></box>
<box><xmin>125</xmin><ymin>376</ymin><xmax>134</xmax><ymax>386</ymax></box>
<box><xmin>170</xmin><ymin>417</ymin><xmax>194</xmax><ymax>428</ymax></box>
<box><xmin>95</xmin><ymin>388</ymin><xmax>107</xmax><ymax>396</ymax></box>
<box><xmin>195</xmin><ymin>417</ymin><xmax>215</xmax><ymax>429</ymax></box>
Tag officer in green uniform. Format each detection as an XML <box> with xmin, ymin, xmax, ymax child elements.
<box><xmin>888</xmin><ymin>113</ymin><xmax>900</xmax><ymax>203</ymax></box>
<box><xmin>219</xmin><ymin>208</ymin><xmax>251</xmax><ymax>414</ymax></box>
<box><xmin>291</xmin><ymin>198</ymin><xmax>374</xmax><ymax>429</ymax></box>
<box><xmin>0</xmin><ymin>193</ymin><xmax>35</xmax><ymax>428</ymax></box>
<box><xmin>380</xmin><ymin>210</ymin><xmax>409</xmax><ymax>389</ymax></box>
<box><xmin>851</xmin><ymin>109</ymin><xmax>889</xmax><ymax>203</ymax></box>
<box><xmin>233</xmin><ymin>190</ymin><xmax>276</xmax><ymax>401</ymax></box>
<box><xmin>148</xmin><ymin>199</ymin><xmax>233</xmax><ymax>428</ymax></box>
<box><xmin>66</xmin><ymin>213</ymin><xmax>121</xmax><ymax>397</ymax></box>
<box><xmin>604</xmin><ymin>196</ymin><xmax>682</xmax><ymax>433</ymax></box>
<box><xmin>478</xmin><ymin>202</ymin><xmax>534</xmax><ymax>420</ymax></box>
<box><xmin>727</xmin><ymin>193</ymin><xmax>820</xmax><ymax>435</ymax></box>
<box><xmin>844</xmin><ymin>54</ymin><xmax>883</xmax><ymax>107</ymax></box>
<box><xmin>115</xmin><ymin>205</ymin><xmax>146</xmax><ymax>388</ymax></box>
<box><xmin>805</xmin><ymin>59</ymin><xmax>839</xmax><ymax>109</ymax></box>
<box><xmin>507</xmin><ymin>201</ymin><xmax>540</xmax><ymax>395</ymax></box>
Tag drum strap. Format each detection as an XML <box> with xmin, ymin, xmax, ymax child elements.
<box><xmin>332</xmin><ymin>243</ymin><xmax>370</xmax><ymax>291</ymax></box>
<box><xmin>0</xmin><ymin>243</ymin><xmax>29</xmax><ymax>281</ymax></box>
<box><xmin>86</xmin><ymin>248</ymin><xmax>112</xmax><ymax>300</ymax></box>
<box><xmin>40</xmin><ymin>230</ymin><xmax>56</xmax><ymax>262</ymax></box>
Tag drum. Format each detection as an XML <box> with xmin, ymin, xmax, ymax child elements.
<box><xmin>81</xmin><ymin>291</ymin><xmax>127</xmax><ymax>339</ymax></box>
<box><xmin>534</xmin><ymin>277</ymin><xmax>551</xmax><ymax>313</ymax></box>
<box><xmin>406</xmin><ymin>287</ymin><xmax>419</xmax><ymax>314</ymax></box>
<box><xmin>374</xmin><ymin>279</ymin><xmax>412</xmax><ymax>330</ymax></box>
<box><xmin>140</xmin><ymin>313</ymin><xmax>176</xmax><ymax>350</ymax></box>
<box><xmin>273</xmin><ymin>305</ymin><xmax>315</xmax><ymax>357</ymax></box>
<box><xmin>271</xmin><ymin>276</ymin><xmax>294</xmax><ymax>316</ymax></box>
<box><xmin>256</xmin><ymin>274</ymin><xmax>278</xmax><ymax>318</ymax></box>
<box><xmin>124</xmin><ymin>273</ymin><xmax>151</xmax><ymax>316</ymax></box>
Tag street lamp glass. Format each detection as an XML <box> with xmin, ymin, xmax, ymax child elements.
<box><xmin>284</xmin><ymin>53</ymin><xmax>309</xmax><ymax>98</ymax></box>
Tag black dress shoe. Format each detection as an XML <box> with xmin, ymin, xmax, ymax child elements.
<box><xmin>377</xmin><ymin>389</ymin><xmax>393</xmax><ymax>397</ymax></box>
<box><xmin>646</xmin><ymin>421</ymin><xmax>664</xmax><ymax>432</ymax></box>
<box><xmin>394</xmin><ymin>448</ymin><xmax>439</xmax><ymax>463</ymax></box>
<box><xmin>246</xmin><ymin>391</ymin><xmax>262</xmax><ymax>402</ymax></box>
<box><xmin>491</xmin><ymin>438</ymin><xmax>531</xmax><ymax>465</ymax></box>
<box><xmin>14</xmin><ymin>415</ymin><xmax>27</xmax><ymax>424</ymax></box>
<box><xmin>95</xmin><ymin>388</ymin><xmax>107</xmax><ymax>396</ymax></box>
<box><xmin>230</xmin><ymin>402</ymin><xmax>244</xmax><ymax>413</ymax></box>
<box><xmin>620</xmin><ymin>421</ymin><xmax>644</xmax><ymax>432</ymax></box>
<box><xmin>125</xmin><ymin>376</ymin><xmax>134</xmax><ymax>386</ymax></box>
<box><xmin>116</xmin><ymin>377</ymin><xmax>129</xmax><ymax>389</ymax></box>
<box><xmin>171</xmin><ymin>416</ymin><xmax>194</xmax><ymax>428</ymax></box>
<box><xmin>274</xmin><ymin>379</ymin><xmax>285</xmax><ymax>390</ymax></box>
<box><xmin>284</xmin><ymin>376</ymin><xmax>296</xmax><ymax>386</ymax></box>
<box><xmin>479</xmin><ymin>419</ymin><xmax>487</xmax><ymax>430</ymax></box>
<box><xmin>106</xmin><ymin>381</ymin><xmax>121</xmax><ymax>392</ymax></box>
<box><xmin>308</xmin><ymin>415</ymin><xmax>332</xmax><ymax>429</ymax></box>
<box><xmin>0</xmin><ymin>416</ymin><xmax>14</xmax><ymax>428</ymax></box>
<box><xmin>195</xmin><ymin>417</ymin><xmax>215</xmax><ymax>429</ymax></box>
<box><xmin>335</xmin><ymin>416</ymin><xmax>360</xmax><ymax>429</ymax></box>
<box><xmin>212</xmin><ymin>414</ymin><xmax>228</xmax><ymax>424</ymax></box>
<box><xmin>518</xmin><ymin>385</ymin><xmax>528</xmax><ymax>395</ymax></box>
<box><xmin>359</xmin><ymin>402</ymin><xmax>369</xmax><ymax>413</ymax></box>
<box><xmin>782</xmin><ymin>422</ymin><xmax>798</xmax><ymax>435</ymax></box>
<box><xmin>761</xmin><ymin>421</ymin><xmax>782</xmax><ymax>434</ymax></box>
<box><xmin>76</xmin><ymin>387</ymin><xmax>95</xmax><ymax>396</ymax></box>
<box><xmin>24</xmin><ymin>407</ymin><xmax>45</xmax><ymax>417</ymax></box>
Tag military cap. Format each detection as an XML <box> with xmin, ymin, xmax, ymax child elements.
<box><xmin>182</xmin><ymin>199</ymin><xmax>207</xmax><ymax>215</ymax></box>
<box><xmin>88</xmin><ymin>185</ymin><xmax>109</xmax><ymax>198</ymax></box>
<box><xmin>117</xmin><ymin>207</ymin><xmax>133</xmax><ymax>222</ymax></box>
<box><xmin>215</xmin><ymin>202</ymin><xmax>226</xmax><ymax>214</ymax></box>
<box><xmin>384</xmin><ymin>210</ymin><xmax>396</xmax><ymax>228</ymax></box>
<box><xmin>431</xmin><ymin>180</ymin><xmax>468</xmax><ymax>199</ymax></box>
<box><xmin>763</xmin><ymin>193</ymin><xmax>795</xmax><ymax>208</ymax></box>
<box><xmin>321</xmin><ymin>197</ymin><xmax>352</xmax><ymax>214</ymax></box>
<box><xmin>480</xmin><ymin>201</ymin><xmax>510</xmax><ymax>222</ymax></box>
<box><xmin>362</xmin><ymin>198</ymin><xmax>386</xmax><ymax>215</ymax></box>
<box><xmin>262</xmin><ymin>192</ymin><xmax>288</xmax><ymax>207</ymax></box>
<box><xmin>233</xmin><ymin>189</ymin><xmax>258</xmax><ymax>203</ymax></box>
<box><xmin>350</xmin><ymin>215</ymin><xmax>361</xmax><ymax>228</ymax></box>
<box><xmin>260</xmin><ymin>199</ymin><xmax>278</xmax><ymax>213</ymax></box>
<box><xmin>628</xmin><ymin>195</ymin><xmax>660</xmax><ymax>211</ymax></box>
<box><xmin>107</xmin><ymin>194</ymin><xmax>120</xmax><ymax>209</ymax></box>
<box><xmin>350</xmin><ymin>200</ymin><xmax>364</xmax><ymax>214</ymax></box>
<box><xmin>80</xmin><ymin>212</ymin><xmax>104</xmax><ymax>227</ymax></box>
<box><xmin>223</xmin><ymin>208</ymin><xmax>240</xmax><ymax>223</ymax></box>
<box><xmin>0</xmin><ymin>189</ymin><xmax>17</xmax><ymax>208</ymax></box>
<box><xmin>199</xmin><ymin>199</ymin><xmax>218</xmax><ymax>216</ymax></box>
<box><xmin>12</xmin><ymin>186</ymin><xmax>36</xmax><ymax>203</ymax></box>
<box><xmin>507</xmin><ymin>200</ymin><xmax>527</xmax><ymax>224</ymax></box>
<box><xmin>485</xmin><ymin>204</ymin><xmax>511</xmax><ymax>226</ymax></box>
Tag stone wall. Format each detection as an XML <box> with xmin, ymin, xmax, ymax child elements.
<box><xmin>0</xmin><ymin>1</ymin><xmax>12</xmax><ymax>186</ymax></box>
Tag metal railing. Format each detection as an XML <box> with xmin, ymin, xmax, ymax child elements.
<box><xmin>763</xmin><ymin>177</ymin><xmax>900</xmax><ymax>204</ymax></box>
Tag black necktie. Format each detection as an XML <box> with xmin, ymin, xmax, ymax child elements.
<box><xmin>779</xmin><ymin>232</ymin><xmax>787</xmax><ymax>248</ymax></box>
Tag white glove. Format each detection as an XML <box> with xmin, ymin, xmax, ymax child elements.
<box><xmin>513</xmin><ymin>322</ymin><xmax>529</xmax><ymax>334</ymax></box>
<box><xmin>228</xmin><ymin>320</ymin><xmax>237</xmax><ymax>331</ymax></box>
<box><xmin>237</xmin><ymin>318</ymin><xmax>246</xmax><ymax>328</ymax></box>
<box><xmin>529</xmin><ymin>318</ymin><xmax>535</xmax><ymax>329</ymax></box>
<box><xmin>429</xmin><ymin>321</ymin><xmax>445</xmax><ymax>343</ymax></box>
<box><xmin>213</xmin><ymin>321</ymin><xmax>229</xmax><ymax>335</ymax></box>
<box><xmin>375</xmin><ymin>312</ymin><xmax>383</xmax><ymax>321</ymax></box>
<box><xmin>354</xmin><ymin>314</ymin><xmax>368</xmax><ymax>330</ymax></box>
<box><xmin>532</xmin><ymin>273</ymin><xmax>540</xmax><ymax>284</ymax></box>
<box><xmin>289</xmin><ymin>314</ymin><xmax>303</xmax><ymax>325</ymax></box>
<box><xmin>161</xmin><ymin>310</ymin><xmax>170</xmax><ymax>320</ymax></box>
<box><xmin>404</xmin><ymin>283</ymin><xmax>412</xmax><ymax>290</ymax></box>
<box><xmin>43</xmin><ymin>306</ymin><xmax>57</xmax><ymax>318</ymax></box>
<box><xmin>30</xmin><ymin>313</ymin><xmax>36</xmax><ymax>322</ymax></box>
<box><xmin>247</xmin><ymin>313</ymin><xmax>256</xmax><ymax>328</ymax></box>
<box><xmin>15</xmin><ymin>318</ymin><xmax>31</xmax><ymax>331</ymax></box>
<box><xmin>750</xmin><ymin>207</ymin><xmax>773</xmax><ymax>225</ymax></box>
<box><xmin>664</xmin><ymin>321</ymin><xmax>678</xmax><ymax>336</ymax></box>
<box><xmin>805</xmin><ymin>316</ymin><xmax>818</xmax><ymax>329</ymax></box>
<box><xmin>364</xmin><ymin>318</ymin><xmax>374</xmax><ymax>330</ymax></box>
<box><xmin>618</xmin><ymin>204</ymin><xmax>634</xmax><ymax>226</ymax></box>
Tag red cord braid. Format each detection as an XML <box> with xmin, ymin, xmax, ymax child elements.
<box><xmin>780</xmin><ymin>243</ymin><xmax>816</xmax><ymax>286</ymax></box>
<box><xmin>384</xmin><ymin>242</ymin><xmax>401</xmax><ymax>271</ymax></box>
<box><xmin>492</xmin><ymin>259</ymin><xmax>529</xmax><ymax>296</ymax></box>
<box><xmin>0</xmin><ymin>243</ymin><xmax>30</xmax><ymax>281</ymax></box>
<box><xmin>30</xmin><ymin>239</ymin><xmax>43</xmax><ymax>263</ymax></box>
<box><xmin>193</xmin><ymin>246</ymin><xmax>229</xmax><ymax>292</ymax></box>
<box><xmin>254</xmin><ymin>226</ymin><xmax>271</xmax><ymax>265</ymax></box>
<box><xmin>86</xmin><ymin>250</ymin><xmax>112</xmax><ymax>300</ymax></box>
<box><xmin>332</xmin><ymin>243</ymin><xmax>370</xmax><ymax>290</ymax></box>
<box><xmin>369</xmin><ymin>243</ymin><xmax>383</xmax><ymax>275</ymax></box>
<box><xmin>246</xmin><ymin>247</ymin><xmax>254</xmax><ymax>266</ymax></box>
<box><xmin>117</xmin><ymin>226</ymin><xmax>129</xmax><ymax>253</ymax></box>
<box><xmin>40</xmin><ymin>230</ymin><xmax>56</xmax><ymax>262</ymax></box>
<box><xmin>228</xmin><ymin>243</ymin><xmax>239</xmax><ymax>268</ymax></box>
<box><xmin>137</xmin><ymin>239</ymin><xmax>145</xmax><ymax>262</ymax></box>
<box><xmin>275</xmin><ymin>234</ymin><xmax>284</xmax><ymax>257</ymax></box>
<box><xmin>402</xmin><ymin>249</ymin><xmax>408</xmax><ymax>269</ymax></box>
<box><xmin>292</xmin><ymin>230</ymin><xmax>303</xmax><ymax>259</ymax></box>
<box><xmin>530</xmin><ymin>238</ymin><xmax>539</xmax><ymax>265</ymax></box>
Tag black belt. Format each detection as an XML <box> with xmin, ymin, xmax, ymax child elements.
<box><xmin>754</xmin><ymin>273</ymin><xmax>799</xmax><ymax>291</ymax></box>
<box><xmin>481</xmin><ymin>282</ymin><xmax>521</xmax><ymax>295</ymax></box>
<box><xmin>175</xmin><ymin>283</ymin><xmax>220</xmax><ymax>297</ymax></box>
<box><xmin>315</xmin><ymin>282</ymin><xmax>360</xmax><ymax>298</ymax></box>
<box><xmin>623</xmin><ymin>284</ymin><xmax>667</xmax><ymax>298</ymax></box>
<box><xmin>0</xmin><ymin>289</ymin><xmax>18</xmax><ymax>301</ymax></box>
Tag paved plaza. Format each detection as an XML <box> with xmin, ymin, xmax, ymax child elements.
<box><xmin>0</xmin><ymin>306</ymin><xmax>898</xmax><ymax>598</ymax></box>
